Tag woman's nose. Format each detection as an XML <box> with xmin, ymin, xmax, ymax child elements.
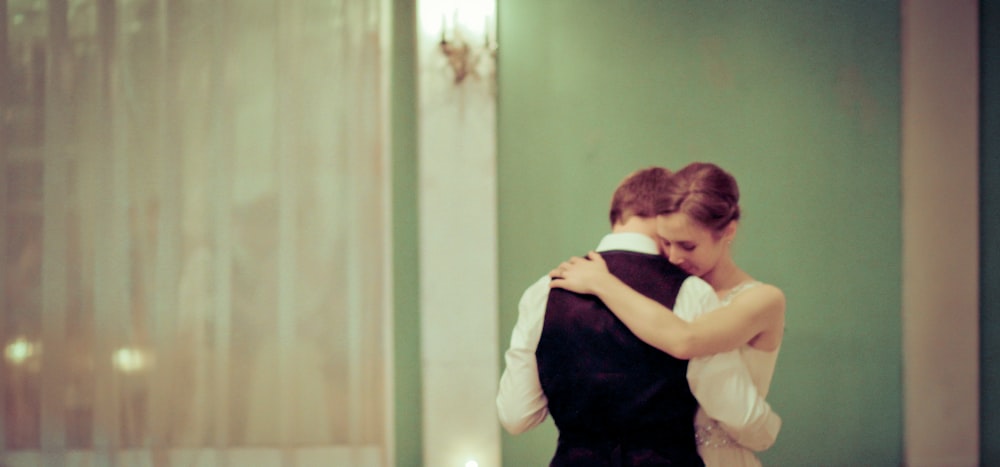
<box><xmin>667</xmin><ymin>248</ymin><xmax>684</xmax><ymax>265</ymax></box>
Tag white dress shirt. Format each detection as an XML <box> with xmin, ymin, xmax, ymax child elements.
<box><xmin>496</xmin><ymin>232</ymin><xmax>780</xmax><ymax>451</ymax></box>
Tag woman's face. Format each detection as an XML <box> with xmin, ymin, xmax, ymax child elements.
<box><xmin>655</xmin><ymin>212</ymin><xmax>732</xmax><ymax>277</ymax></box>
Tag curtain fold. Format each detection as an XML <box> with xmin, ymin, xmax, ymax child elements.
<box><xmin>1</xmin><ymin>0</ymin><xmax>390</xmax><ymax>465</ymax></box>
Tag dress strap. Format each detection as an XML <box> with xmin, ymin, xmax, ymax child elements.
<box><xmin>720</xmin><ymin>281</ymin><xmax>761</xmax><ymax>306</ymax></box>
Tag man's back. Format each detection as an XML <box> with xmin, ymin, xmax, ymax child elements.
<box><xmin>537</xmin><ymin>250</ymin><xmax>703</xmax><ymax>466</ymax></box>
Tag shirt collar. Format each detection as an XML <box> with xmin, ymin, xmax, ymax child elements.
<box><xmin>595</xmin><ymin>232</ymin><xmax>661</xmax><ymax>255</ymax></box>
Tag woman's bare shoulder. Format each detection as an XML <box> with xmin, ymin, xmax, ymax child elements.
<box><xmin>737</xmin><ymin>282</ymin><xmax>786</xmax><ymax>316</ymax></box>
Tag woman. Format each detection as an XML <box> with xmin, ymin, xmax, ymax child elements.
<box><xmin>549</xmin><ymin>162</ymin><xmax>785</xmax><ymax>466</ymax></box>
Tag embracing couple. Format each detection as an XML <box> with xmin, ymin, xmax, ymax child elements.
<box><xmin>497</xmin><ymin>162</ymin><xmax>786</xmax><ymax>466</ymax></box>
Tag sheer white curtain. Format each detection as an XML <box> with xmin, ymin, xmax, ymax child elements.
<box><xmin>0</xmin><ymin>0</ymin><xmax>391</xmax><ymax>466</ymax></box>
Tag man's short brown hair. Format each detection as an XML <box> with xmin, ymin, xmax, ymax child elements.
<box><xmin>608</xmin><ymin>166</ymin><xmax>672</xmax><ymax>227</ymax></box>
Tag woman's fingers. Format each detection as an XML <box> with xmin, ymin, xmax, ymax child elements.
<box><xmin>548</xmin><ymin>254</ymin><xmax>600</xmax><ymax>281</ymax></box>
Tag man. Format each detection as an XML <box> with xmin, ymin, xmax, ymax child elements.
<box><xmin>496</xmin><ymin>166</ymin><xmax>780</xmax><ymax>466</ymax></box>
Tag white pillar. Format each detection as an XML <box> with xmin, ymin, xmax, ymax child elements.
<box><xmin>416</xmin><ymin>1</ymin><xmax>500</xmax><ymax>466</ymax></box>
<box><xmin>901</xmin><ymin>1</ymin><xmax>979</xmax><ymax>466</ymax></box>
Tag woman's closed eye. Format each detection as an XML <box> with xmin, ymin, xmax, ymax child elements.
<box><xmin>663</xmin><ymin>240</ymin><xmax>696</xmax><ymax>252</ymax></box>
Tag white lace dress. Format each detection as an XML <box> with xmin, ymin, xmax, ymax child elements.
<box><xmin>692</xmin><ymin>281</ymin><xmax>781</xmax><ymax>467</ymax></box>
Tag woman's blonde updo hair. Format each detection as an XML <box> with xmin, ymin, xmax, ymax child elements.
<box><xmin>655</xmin><ymin>162</ymin><xmax>741</xmax><ymax>234</ymax></box>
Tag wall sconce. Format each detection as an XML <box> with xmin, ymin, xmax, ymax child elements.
<box><xmin>438</xmin><ymin>7</ymin><xmax>497</xmax><ymax>84</ymax></box>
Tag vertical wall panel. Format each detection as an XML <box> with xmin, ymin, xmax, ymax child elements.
<box><xmin>901</xmin><ymin>1</ymin><xmax>980</xmax><ymax>466</ymax></box>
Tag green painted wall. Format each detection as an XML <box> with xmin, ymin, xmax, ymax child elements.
<box><xmin>496</xmin><ymin>1</ymin><xmax>902</xmax><ymax>465</ymax></box>
<box><xmin>981</xmin><ymin>1</ymin><xmax>999</xmax><ymax>465</ymax></box>
<box><xmin>391</xmin><ymin>0</ymin><xmax>422</xmax><ymax>465</ymax></box>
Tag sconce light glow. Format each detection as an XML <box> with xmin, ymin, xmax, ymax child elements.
<box><xmin>112</xmin><ymin>347</ymin><xmax>152</xmax><ymax>373</ymax></box>
<box><xmin>4</xmin><ymin>336</ymin><xmax>37</xmax><ymax>365</ymax></box>
<box><xmin>465</xmin><ymin>460</ymin><xmax>479</xmax><ymax>467</ymax></box>
<box><xmin>419</xmin><ymin>0</ymin><xmax>496</xmax><ymax>39</ymax></box>
<box><xmin>455</xmin><ymin>0</ymin><xmax>496</xmax><ymax>39</ymax></box>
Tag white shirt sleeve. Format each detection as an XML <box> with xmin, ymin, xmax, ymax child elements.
<box><xmin>675</xmin><ymin>276</ymin><xmax>782</xmax><ymax>451</ymax></box>
<box><xmin>496</xmin><ymin>275</ymin><xmax>551</xmax><ymax>435</ymax></box>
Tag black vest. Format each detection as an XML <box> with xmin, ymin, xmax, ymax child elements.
<box><xmin>537</xmin><ymin>250</ymin><xmax>703</xmax><ymax>467</ymax></box>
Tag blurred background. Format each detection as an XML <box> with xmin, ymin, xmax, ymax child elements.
<box><xmin>1</xmin><ymin>1</ymin><xmax>998</xmax><ymax>467</ymax></box>
<box><xmin>1</xmin><ymin>0</ymin><xmax>390</xmax><ymax>465</ymax></box>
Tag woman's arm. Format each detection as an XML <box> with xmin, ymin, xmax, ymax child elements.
<box><xmin>549</xmin><ymin>251</ymin><xmax>785</xmax><ymax>359</ymax></box>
